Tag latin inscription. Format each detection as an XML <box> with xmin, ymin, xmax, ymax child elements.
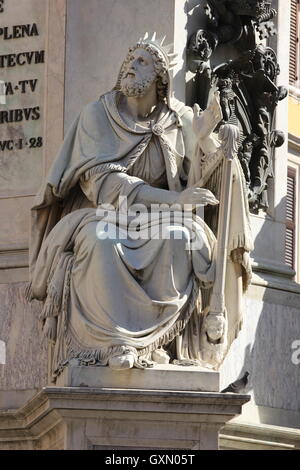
<box><xmin>0</xmin><ymin>50</ymin><xmax>45</xmax><ymax>68</ymax></box>
<box><xmin>0</xmin><ymin>106</ymin><xmax>40</xmax><ymax>124</ymax></box>
<box><xmin>4</xmin><ymin>79</ymin><xmax>38</xmax><ymax>95</ymax></box>
<box><xmin>0</xmin><ymin>137</ymin><xmax>42</xmax><ymax>150</ymax></box>
<box><xmin>0</xmin><ymin>2</ymin><xmax>45</xmax><ymax>163</ymax></box>
<box><xmin>0</xmin><ymin>23</ymin><xmax>39</xmax><ymax>39</ymax></box>
<box><xmin>0</xmin><ymin>0</ymin><xmax>46</xmax><ymax>198</ymax></box>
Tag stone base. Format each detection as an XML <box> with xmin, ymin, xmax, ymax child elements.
<box><xmin>56</xmin><ymin>363</ymin><xmax>220</xmax><ymax>392</ymax></box>
<box><xmin>0</xmin><ymin>384</ymin><xmax>250</xmax><ymax>450</ymax></box>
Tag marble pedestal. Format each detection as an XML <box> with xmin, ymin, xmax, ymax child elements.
<box><xmin>56</xmin><ymin>363</ymin><xmax>220</xmax><ymax>392</ymax></box>
<box><xmin>0</xmin><ymin>367</ymin><xmax>250</xmax><ymax>450</ymax></box>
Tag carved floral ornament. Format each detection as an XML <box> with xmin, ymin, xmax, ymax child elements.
<box><xmin>229</xmin><ymin>0</ymin><xmax>276</xmax><ymax>19</ymax></box>
<box><xmin>152</xmin><ymin>123</ymin><xmax>164</xmax><ymax>136</ymax></box>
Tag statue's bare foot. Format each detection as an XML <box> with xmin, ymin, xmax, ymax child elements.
<box><xmin>108</xmin><ymin>353</ymin><xmax>135</xmax><ymax>370</ymax></box>
<box><xmin>152</xmin><ymin>348</ymin><xmax>170</xmax><ymax>364</ymax></box>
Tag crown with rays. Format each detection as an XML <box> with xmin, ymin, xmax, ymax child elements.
<box><xmin>136</xmin><ymin>32</ymin><xmax>178</xmax><ymax>70</ymax></box>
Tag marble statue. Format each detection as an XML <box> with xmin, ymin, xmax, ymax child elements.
<box><xmin>27</xmin><ymin>33</ymin><xmax>253</xmax><ymax>380</ymax></box>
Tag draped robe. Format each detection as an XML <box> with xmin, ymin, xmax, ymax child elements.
<box><xmin>28</xmin><ymin>90</ymin><xmax>253</xmax><ymax>377</ymax></box>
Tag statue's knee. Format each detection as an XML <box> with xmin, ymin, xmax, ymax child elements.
<box><xmin>76</xmin><ymin>222</ymin><xmax>99</xmax><ymax>251</ymax></box>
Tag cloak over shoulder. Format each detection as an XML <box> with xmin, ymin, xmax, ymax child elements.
<box><xmin>29</xmin><ymin>91</ymin><xmax>195</xmax><ymax>281</ymax></box>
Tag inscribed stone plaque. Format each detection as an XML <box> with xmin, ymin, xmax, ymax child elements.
<box><xmin>0</xmin><ymin>0</ymin><xmax>45</xmax><ymax>196</ymax></box>
<box><xmin>0</xmin><ymin>0</ymin><xmax>46</xmax><ymax>248</ymax></box>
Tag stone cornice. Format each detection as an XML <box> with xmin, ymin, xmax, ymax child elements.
<box><xmin>289</xmin><ymin>132</ymin><xmax>300</xmax><ymax>151</ymax></box>
<box><xmin>289</xmin><ymin>85</ymin><xmax>300</xmax><ymax>102</ymax></box>
<box><xmin>0</xmin><ymin>386</ymin><xmax>250</xmax><ymax>445</ymax></box>
<box><xmin>221</xmin><ymin>421</ymin><xmax>300</xmax><ymax>450</ymax></box>
<box><xmin>0</xmin><ymin>248</ymin><xmax>28</xmax><ymax>270</ymax></box>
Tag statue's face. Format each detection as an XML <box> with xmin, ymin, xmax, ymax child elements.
<box><xmin>120</xmin><ymin>47</ymin><xmax>158</xmax><ymax>98</ymax></box>
<box><xmin>205</xmin><ymin>315</ymin><xmax>225</xmax><ymax>341</ymax></box>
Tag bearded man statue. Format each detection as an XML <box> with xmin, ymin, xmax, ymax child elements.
<box><xmin>27</xmin><ymin>33</ymin><xmax>253</xmax><ymax>380</ymax></box>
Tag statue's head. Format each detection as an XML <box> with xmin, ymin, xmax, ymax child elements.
<box><xmin>120</xmin><ymin>46</ymin><xmax>165</xmax><ymax>99</ymax></box>
<box><xmin>204</xmin><ymin>313</ymin><xmax>226</xmax><ymax>342</ymax></box>
<box><xmin>116</xmin><ymin>33</ymin><xmax>178</xmax><ymax>104</ymax></box>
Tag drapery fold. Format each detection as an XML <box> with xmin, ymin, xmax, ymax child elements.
<box><xmin>28</xmin><ymin>90</ymin><xmax>253</xmax><ymax>377</ymax></box>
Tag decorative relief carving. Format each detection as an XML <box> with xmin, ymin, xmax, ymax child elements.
<box><xmin>188</xmin><ymin>0</ymin><xmax>287</xmax><ymax>213</ymax></box>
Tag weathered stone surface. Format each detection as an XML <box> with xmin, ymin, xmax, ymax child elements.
<box><xmin>0</xmin><ymin>389</ymin><xmax>37</xmax><ymax>410</ymax></box>
<box><xmin>0</xmin><ymin>0</ymin><xmax>47</xmax><ymax>261</ymax></box>
<box><xmin>0</xmin><ymin>0</ymin><xmax>46</xmax><ymax>197</ymax></box>
<box><xmin>220</xmin><ymin>284</ymin><xmax>300</xmax><ymax>412</ymax></box>
<box><xmin>0</xmin><ymin>282</ymin><xmax>47</xmax><ymax>391</ymax></box>
<box><xmin>0</xmin><ymin>196</ymin><xmax>34</xmax><ymax>250</ymax></box>
<box><xmin>64</xmin><ymin>0</ymin><xmax>177</xmax><ymax>129</ymax></box>
<box><xmin>0</xmin><ymin>387</ymin><xmax>250</xmax><ymax>450</ymax></box>
<box><xmin>220</xmin><ymin>421</ymin><xmax>300</xmax><ymax>450</ymax></box>
<box><xmin>56</xmin><ymin>363</ymin><xmax>220</xmax><ymax>392</ymax></box>
<box><xmin>0</xmin><ymin>0</ymin><xmax>66</xmax><ymax>256</ymax></box>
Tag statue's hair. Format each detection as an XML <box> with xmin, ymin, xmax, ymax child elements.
<box><xmin>121</xmin><ymin>43</ymin><xmax>169</xmax><ymax>101</ymax></box>
<box><xmin>156</xmin><ymin>75</ymin><xmax>168</xmax><ymax>101</ymax></box>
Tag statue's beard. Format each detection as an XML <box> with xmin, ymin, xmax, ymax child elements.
<box><xmin>120</xmin><ymin>72</ymin><xmax>157</xmax><ymax>98</ymax></box>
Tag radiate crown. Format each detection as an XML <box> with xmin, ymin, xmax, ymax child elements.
<box><xmin>136</xmin><ymin>32</ymin><xmax>178</xmax><ymax>70</ymax></box>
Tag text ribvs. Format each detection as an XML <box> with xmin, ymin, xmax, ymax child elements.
<box><xmin>0</xmin><ymin>107</ymin><xmax>40</xmax><ymax>124</ymax></box>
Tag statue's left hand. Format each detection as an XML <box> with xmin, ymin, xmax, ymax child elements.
<box><xmin>192</xmin><ymin>91</ymin><xmax>222</xmax><ymax>141</ymax></box>
<box><xmin>231</xmin><ymin>247</ymin><xmax>244</xmax><ymax>264</ymax></box>
<box><xmin>43</xmin><ymin>317</ymin><xmax>57</xmax><ymax>342</ymax></box>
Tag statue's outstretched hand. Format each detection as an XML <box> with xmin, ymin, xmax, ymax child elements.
<box><xmin>176</xmin><ymin>187</ymin><xmax>219</xmax><ymax>208</ymax></box>
<box><xmin>193</xmin><ymin>91</ymin><xmax>222</xmax><ymax>141</ymax></box>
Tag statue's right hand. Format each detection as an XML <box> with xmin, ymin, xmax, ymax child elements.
<box><xmin>193</xmin><ymin>91</ymin><xmax>222</xmax><ymax>141</ymax></box>
<box><xmin>43</xmin><ymin>317</ymin><xmax>57</xmax><ymax>341</ymax></box>
<box><xmin>176</xmin><ymin>187</ymin><xmax>219</xmax><ymax>208</ymax></box>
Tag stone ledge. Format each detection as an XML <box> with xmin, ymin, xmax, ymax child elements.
<box><xmin>0</xmin><ymin>386</ymin><xmax>250</xmax><ymax>449</ymax></box>
<box><xmin>289</xmin><ymin>85</ymin><xmax>300</xmax><ymax>102</ymax></box>
<box><xmin>220</xmin><ymin>421</ymin><xmax>300</xmax><ymax>450</ymax></box>
<box><xmin>251</xmin><ymin>271</ymin><xmax>300</xmax><ymax>295</ymax></box>
<box><xmin>56</xmin><ymin>363</ymin><xmax>220</xmax><ymax>392</ymax></box>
